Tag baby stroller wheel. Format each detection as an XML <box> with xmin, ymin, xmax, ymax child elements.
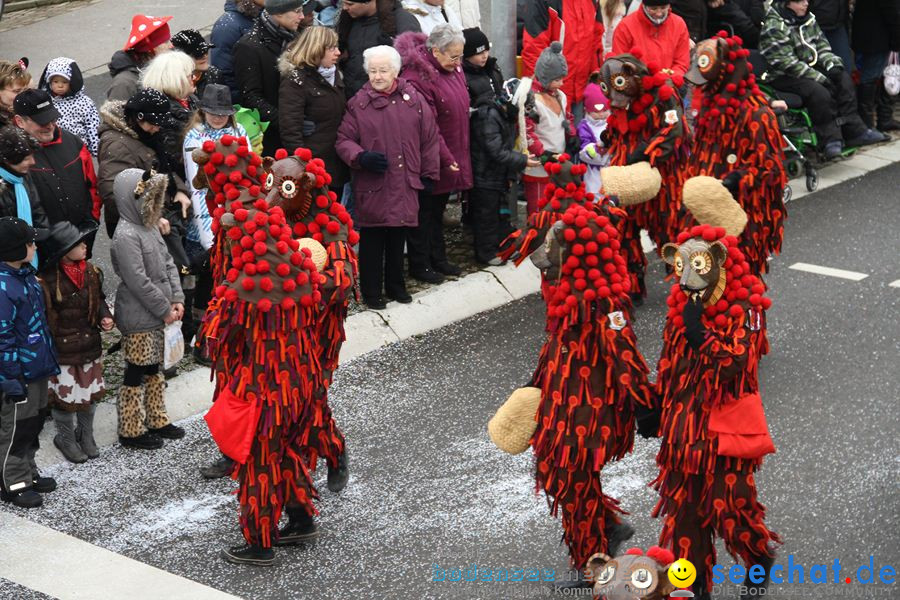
<box><xmin>805</xmin><ymin>168</ymin><xmax>818</xmax><ymax>192</ymax></box>
<box><xmin>783</xmin><ymin>184</ymin><xmax>793</xmax><ymax>203</ymax></box>
<box><xmin>786</xmin><ymin>160</ymin><xmax>803</xmax><ymax>179</ymax></box>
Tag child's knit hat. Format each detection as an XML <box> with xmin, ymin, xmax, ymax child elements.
<box><xmin>534</xmin><ymin>41</ymin><xmax>567</xmax><ymax>88</ymax></box>
<box><xmin>583</xmin><ymin>82</ymin><xmax>609</xmax><ymax>113</ymax></box>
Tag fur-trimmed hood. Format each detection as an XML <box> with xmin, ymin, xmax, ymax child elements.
<box><xmin>395</xmin><ymin>31</ymin><xmax>442</xmax><ymax>83</ymax></box>
<box><xmin>99</xmin><ymin>100</ymin><xmax>139</xmax><ymax>140</ymax></box>
<box><xmin>113</xmin><ymin>168</ymin><xmax>168</xmax><ymax>228</ymax></box>
<box><xmin>277</xmin><ymin>54</ymin><xmax>300</xmax><ymax>78</ymax></box>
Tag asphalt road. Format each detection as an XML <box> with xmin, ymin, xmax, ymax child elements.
<box><xmin>0</xmin><ymin>164</ymin><xmax>898</xmax><ymax>599</ymax></box>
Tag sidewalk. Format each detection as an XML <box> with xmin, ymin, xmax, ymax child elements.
<box><xmin>32</xmin><ymin>136</ymin><xmax>900</xmax><ymax>467</ymax></box>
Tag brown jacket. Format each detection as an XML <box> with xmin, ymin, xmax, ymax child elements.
<box><xmin>39</xmin><ymin>262</ymin><xmax>112</xmax><ymax>366</ymax></box>
<box><xmin>278</xmin><ymin>59</ymin><xmax>350</xmax><ymax>189</ymax></box>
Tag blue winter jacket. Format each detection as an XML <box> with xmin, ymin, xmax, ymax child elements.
<box><xmin>211</xmin><ymin>0</ymin><xmax>256</xmax><ymax>102</ymax></box>
<box><xmin>0</xmin><ymin>262</ymin><xmax>59</xmax><ymax>396</ymax></box>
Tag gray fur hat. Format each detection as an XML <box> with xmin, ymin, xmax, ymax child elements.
<box><xmin>534</xmin><ymin>41</ymin><xmax>568</xmax><ymax>88</ymax></box>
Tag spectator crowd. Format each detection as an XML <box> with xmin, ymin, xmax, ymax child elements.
<box><xmin>0</xmin><ymin>0</ymin><xmax>898</xmax><ymax>509</ymax></box>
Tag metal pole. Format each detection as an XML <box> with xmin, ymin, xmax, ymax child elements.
<box><xmin>487</xmin><ymin>0</ymin><xmax>517</xmax><ymax>79</ymax></box>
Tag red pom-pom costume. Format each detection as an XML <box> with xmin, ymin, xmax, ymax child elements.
<box><xmin>525</xmin><ymin>204</ymin><xmax>654</xmax><ymax>570</ymax></box>
<box><xmin>650</xmin><ymin>224</ymin><xmax>780</xmax><ymax>593</ymax></box>
<box><xmin>262</xmin><ymin>150</ymin><xmax>359</xmax><ymax>482</ymax></box>
<box><xmin>598</xmin><ymin>54</ymin><xmax>691</xmax><ymax>297</ymax></box>
<box><xmin>194</xmin><ymin>139</ymin><xmax>328</xmax><ymax>549</ymax></box>
<box><xmin>685</xmin><ymin>34</ymin><xmax>787</xmax><ymax>275</ymax></box>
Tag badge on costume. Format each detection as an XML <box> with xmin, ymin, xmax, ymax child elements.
<box><xmin>727</xmin><ymin>153</ymin><xmax>737</xmax><ymax>164</ymax></box>
<box><xmin>664</xmin><ymin>109</ymin><xmax>678</xmax><ymax>125</ymax></box>
<box><xmin>608</xmin><ymin>311</ymin><xmax>627</xmax><ymax>330</ymax></box>
<box><xmin>402</xmin><ymin>93</ymin><xmax>410</xmax><ymax>101</ymax></box>
<box><xmin>747</xmin><ymin>309</ymin><xmax>761</xmax><ymax>331</ymax></box>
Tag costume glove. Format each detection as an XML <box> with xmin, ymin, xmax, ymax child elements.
<box><xmin>682</xmin><ymin>295</ymin><xmax>707</xmax><ymax>351</ymax></box>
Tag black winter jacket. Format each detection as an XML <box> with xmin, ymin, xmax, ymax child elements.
<box><xmin>29</xmin><ymin>127</ymin><xmax>98</xmax><ymax>228</ymax></box>
<box><xmin>809</xmin><ymin>0</ymin><xmax>848</xmax><ymax>31</ymax></box>
<box><xmin>852</xmin><ymin>0</ymin><xmax>900</xmax><ymax>54</ymax></box>
<box><xmin>0</xmin><ymin>174</ymin><xmax>50</xmax><ymax>231</ymax></box>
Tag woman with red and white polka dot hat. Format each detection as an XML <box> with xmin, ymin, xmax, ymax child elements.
<box><xmin>106</xmin><ymin>14</ymin><xmax>174</xmax><ymax>102</ymax></box>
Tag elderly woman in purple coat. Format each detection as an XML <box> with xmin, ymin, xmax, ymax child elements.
<box><xmin>395</xmin><ymin>24</ymin><xmax>473</xmax><ymax>285</ymax></box>
<box><xmin>336</xmin><ymin>45</ymin><xmax>440</xmax><ymax>310</ymax></box>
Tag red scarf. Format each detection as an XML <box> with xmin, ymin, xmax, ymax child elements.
<box><xmin>61</xmin><ymin>260</ymin><xmax>87</xmax><ymax>289</ymax></box>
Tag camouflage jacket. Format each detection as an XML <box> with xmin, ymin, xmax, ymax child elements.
<box><xmin>759</xmin><ymin>2</ymin><xmax>841</xmax><ymax>84</ymax></box>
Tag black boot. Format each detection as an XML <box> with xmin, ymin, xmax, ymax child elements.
<box><xmin>857</xmin><ymin>82</ymin><xmax>877</xmax><ymax>129</ymax></box>
<box><xmin>876</xmin><ymin>85</ymin><xmax>900</xmax><ymax>131</ymax></box>
<box><xmin>275</xmin><ymin>507</ymin><xmax>319</xmax><ymax>546</ymax></box>
<box><xmin>220</xmin><ymin>543</ymin><xmax>275</xmax><ymax>566</ymax></box>
<box><xmin>1</xmin><ymin>488</ymin><xmax>43</xmax><ymax>508</ymax></box>
<box><xmin>741</xmin><ymin>552</ymin><xmax>776</xmax><ymax>599</ymax></box>
<box><xmin>604</xmin><ymin>517</ymin><xmax>636</xmax><ymax>557</ymax></box>
<box><xmin>327</xmin><ymin>450</ymin><xmax>349</xmax><ymax>493</ymax></box>
<box><xmin>200</xmin><ymin>454</ymin><xmax>235</xmax><ymax>479</ymax></box>
<box><xmin>32</xmin><ymin>474</ymin><xmax>57</xmax><ymax>494</ymax></box>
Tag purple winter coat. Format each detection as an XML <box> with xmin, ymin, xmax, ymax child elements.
<box><xmin>336</xmin><ymin>78</ymin><xmax>440</xmax><ymax>228</ymax></box>
<box><xmin>394</xmin><ymin>32</ymin><xmax>473</xmax><ymax>195</ymax></box>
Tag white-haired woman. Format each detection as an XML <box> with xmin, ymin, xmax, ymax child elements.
<box><xmin>394</xmin><ymin>24</ymin><xmax>472</xmax><ymax>284</ymax></box>
<box><xmin>336</xmin><ymin>45</ymin><xmax>441</xmax><ymax>310</ymax></box>
<box><xmin>140</xmin><ymin>50</ymin><xmax>198</xmax><ymax>180</ymax></box>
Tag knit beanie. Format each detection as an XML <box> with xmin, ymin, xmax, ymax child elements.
<box><xmin>0</xmin><ymin>125</ymin><xmax>40</xmax><ymax>168</ymax></box>
<box><xmin>583</xmin><ymin>83</ymin><xmax>609</xmax><ymax>113</ymax></box>
<box><xmin>266</xmin><ymin>0</ymin><xmax>303</xmax><ymax>14</ymax></box>
<box><xmin>534</xmin><ymin>41</ymin><xmax>567</xmax><ymax>88</ymax></box>
<box><xmin>463</xmin><ymin>28</ymin><xmax>490</xmax><ymax>58</ymax></box>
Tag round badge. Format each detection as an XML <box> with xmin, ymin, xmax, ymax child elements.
<box><xmin>726</xmin><ymin>153</ymin><xmax>737</xmax><ymax>164</ymax></box>
<box><xmin>403</xmin><ymin>93</ymin><xmax>410</xmax><ymax>101</ymax></box>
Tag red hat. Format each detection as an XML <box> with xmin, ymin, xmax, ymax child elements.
<box><xmin>124</xmin><ymin>15</ymin><xmax>173</xmax><ymax>52</ymax></box>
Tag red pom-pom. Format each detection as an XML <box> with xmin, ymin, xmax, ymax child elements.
<box><xmin>274</xmin><ymin>149</ymin><xmax>288</xmax><ymax>160</ymax></box>
<box><xmin>224</xmin><ymin>288</ymin><xmax>238</xmax><ymax>302</ymax></box>
<box><xmin>253</xmin><ymin>242</ymin><xmax>267</xmax><ymax>256</ymax></box>
<box><xmin>241</xmin><ymin>278</ymin><xmax>255</xmax><ymax>291</ymax></box>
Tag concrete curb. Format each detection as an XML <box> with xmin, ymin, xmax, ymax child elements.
<box><xmin>34</xmin><ymin>139</ymin><xmax>900</xmax><ymax>467</ymax></box>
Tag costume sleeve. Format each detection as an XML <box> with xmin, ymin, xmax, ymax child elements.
<box><xmin>0</xmin><ymin>291</ymin><xmax>24</xmax><ymax>396</ymax></box>
<box><xmin>645</xmin><ymin>98</ymin><xmax>685</xmax><ymax>162</ymax></box>
<box><xmin>696</xmin><ymin>320</ymin><xmax>753</xmax><ymax>388</ymax></box>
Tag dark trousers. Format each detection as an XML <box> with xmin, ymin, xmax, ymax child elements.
<box><xmin>769</xmin><ymin>70</ymin><xmax>868</xmax><ymax>146</ymax></box>
<box><xmin>0</xmin><ymin>379</ymin><xmax>48</xmax><ymax>495</ymax></box>
<box><xmin>469</xmin><ymin>187</ymin><xmax>504</xmax><ymax>263</ymax></box>
<box><xmin>406</xmin><ymin>192</ymin><xmax>449</xmax><ymax>274</ymax></box>
<box><xmin>359</xmin><ymin>226</ymin><xmax>408</xmax><ymax>301</ymax></box>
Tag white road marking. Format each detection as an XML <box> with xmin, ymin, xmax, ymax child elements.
<box><xmin>889</xmin><ymin>280</ymin><xmax>900</xmax><ymax>288</ymax></box>
<box><xmin>0</xmin><ymin>512</ymin><xmax>241</xmax><ymax>600</ymax></box>
<box><xmin>788</xmin><ymin>263</ymin><xmax>870</xmax><ymax>281</ymax></box>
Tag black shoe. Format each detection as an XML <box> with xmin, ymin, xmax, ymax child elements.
<box><xmin>119</xmin><ymin>432</ymin><xmax>164</xmax><ymax>450</ymax></box>
<box><xmin>386</xmin><ymin>289</ymin><xmax>412</xmax><ymax>304</ymax></box>
<box><xmin>1</xmin><ymin>489</ymin><xmax>43</xmax><ymax>508</ymax></box>
<box><xmin>32</xmin><ymin>475</ymin><xmax>57</xmax><ymax>494</ymax></box>
<box><xmin>823</xmin><ymin>140</ymin><xmax>843</xmax><ymax>160</ymax></box>
<box><xmin>364</xmin><ymin>296</ymin><xmax>387</xmax><ymax>310</ymax></box>
<box><xmin>877</xmin><ymin>119</ymin><xmax>900</xmax><ymax>132</ymax></box>
<box><xmin>845</xmin><ymin>128</ymin><xmax>889</xmax><ymax>146</ymax></box>
<box><xmin>221</xmin><ymin>544</ymin><xmax>275</xmax><ymax>566</ymax></box>
<box><xmin>605</xmin><ymin>518</ymin><xmax>635</xmax><ymax>557</ymax></box>
<box><xmin>275</xmin><ymin>510</ymin><xmax>319</xmax><ymax>546</ymax></box>
<box><xmin>200</xmin><ymin>455</ymin><xmax>235</xmax><ymax>479</ymax></box>
<box><xmin>433</xmin><ymin>262</ymin><xmax>462</xmax><ymax>276</ymax></box>
<box><xmin>410</xmin><ymin>268</ymin><xmax>445</xmax><ymax>284</ymax></box>
<box><xmin>327</xmin><ymin>451</ymin><xmax>349</xmax><ymax>493</ymax></box>
<box><xmin>149</xmin><ymin>423</ymin><xmax>185</xmax><ymax>439</ymax></box>
<box><xmin>741</xmin><ymin>552</ymin><xmax>776</xmax><ymax>599</ymax></box>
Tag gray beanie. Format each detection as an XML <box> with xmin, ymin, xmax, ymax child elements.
<box><xmin>534</xmin><ymin>41</ymin><xmax>568</xmax><ymax>88</ymax></box>
<box><xmin>265</xmin><ymin>0</ymin><xmax>303</xmax><ymax>14</ymax></box>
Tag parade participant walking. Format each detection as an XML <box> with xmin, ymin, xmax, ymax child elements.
<box><xmin>110</xmin><ymin>169</ymin><xmax>186</xmax><ymax>450</ymax></box>
<box><xmin>0</xmin><ymin>218</ymin><xmax>57</xmax><ymax>509</ymax></box>
<box><xmin>490</xmin><ymin>191</ymin><xmax>654</xmax><ymax>585</ymax></box>
<box><xmin>685</xmin><ymin>32</ymin><xmax>787</xmax><ymax>277</ymax></box>
<box><xmin>107</xmin><ymin>15</ymin><xmax>173</xmax><ymax>101</ymax></box>
<box><xmin>38</xmin><ymin>222</ymin><xmax>114</xmax><ymax>464</ymax></box>
<box><xmin>190</xmin><ymin>135</ymin><xmax>327</xmax><ymax>565</ymax></box>
<box><xmin>645</xmin><ymin>177</ymin><xmax>780</xmax><ymax>599</ymax></box>
<box><xmin>396</xmin><ymin>25</ymin><xmax>472</xmax><ymax>283</ymax></box>
<box><xmin>38</xmin><ymin>58</ymin><xmax>101</xmax><ymax>157</ymax></box>
<box><xmin>337</xmin><ymin>45</ymin><xmax>440</xmax><ymax>308</ymax></box>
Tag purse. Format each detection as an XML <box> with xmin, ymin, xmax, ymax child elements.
<box><xmin>708</xmin><ymin>392</ymin><xmax>775</xmax><ymax>460</ymax></box>
<box><xmin>884</xmin><ymin>53</ymin><xmax>900</xmax><ymax>96</ymax></box>
<box><xmin>204</xmin><ymin>387</ymin><xmax>262</xmax><ymax>464</ymax></box>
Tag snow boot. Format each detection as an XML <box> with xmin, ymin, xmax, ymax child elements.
<box><xmin>52</xmin><ymin>409</ymin><xmax>87</xmax><ymax>464</ymax></box>
<box><xmin>75</xmin><ymin>404</ymin><xmax>100</xmax><ymax>459</ymax></box>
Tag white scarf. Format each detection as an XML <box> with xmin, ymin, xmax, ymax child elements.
<box><xmin>318</xmin><ymin>65</ymin><xmax>336</xmax><ymax>86</ymax></box>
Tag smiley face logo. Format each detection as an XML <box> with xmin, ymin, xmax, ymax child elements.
<box><xmin>668</xmin><ymin>558</ymin><xmax>697</xmax><ymax>588</ymax></box>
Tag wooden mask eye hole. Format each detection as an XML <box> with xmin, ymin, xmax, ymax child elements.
<box><xmin>280</xmin><ymin>177</ymin><xmax>298</xmax><ymax>199</ymax></box>
<box><xmin>264</xmin><ymin>172</ymin><xmax>274</xmax><ymax>191</ymax></box>
<box><xmin>674</xmin><ymin>255</ymin><xmax>684</xmax><ymax>276</ymax></box>
<box><xmin>690</xmin><ymin>252</ymin><xmax>712</xmax><ymax>275</ymax></box>
<box><xmin>599</xmin><ymin>81</ymin><xmax>609</xmax><ymax>94</ymax></box>
<box><xmin>613</xmin><ymin>74</ymin><xmax>627</xmax><ymax>90</ymax></box>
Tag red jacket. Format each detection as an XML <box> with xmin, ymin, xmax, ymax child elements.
<box><xmin>521</xmin><ymin>0</ymin><xmax>604</xmax><ymax>104</ymax></box>
<box><xmin>612</xmin><ymin>9</ymin><xmax>691</xmax><ymax>79</ymax></box>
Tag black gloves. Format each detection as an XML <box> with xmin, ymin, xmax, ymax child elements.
<box><xmin>721</xmin><ymin>170</ymin><xmax>744</xmax><ymax>198</ymax></box>
<box><xmin>682</xmin><ymin>295</ymin><xmax>707</xmax><ymax>351</ymax></box>
<box><xmin>634</xmin><ymin>404</ymin><xmax>661</xmax><ymax>439</ymax></box>
<box><xmin>625</xmin><ymin>143</ymin><xmax>649</xmax><ymax>165</ymax></box>
<box><xmin>599</xmin><ymin>128</ymin><xmax>612</xmax><ymax>147</ymax></box>
<box><xmin>420</xmin><ymin>177</ymin><xmax>434</xmax><ymax>195</ymax></box>
<box><xmin>302</xmin><ymin>120</ymin><xmax>316</xmax><ymax>137</ymax></box>
<box><xmin>357</xmin><ymin>151</ymin><xmax>388</xmax><ymax>173</ymax></box>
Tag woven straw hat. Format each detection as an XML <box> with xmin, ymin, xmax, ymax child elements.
<box><xmin>682</xmin><ymin>176</ymin><xmax>748</xmax><ymax>236</ymax></box>
<box><xmin>296</xmin><ymin>237</ymin><xmax>328</xmax><ymax>272</ymax></box>
<box><xmin>599</xmin><ymin>161</ymin><xmax>662</xmax><ymax>206</ymax></box>
<box><xmin>488</xmin><ymin>387</ymin><xmax>541</xmax><ymax>455</ymax></box>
